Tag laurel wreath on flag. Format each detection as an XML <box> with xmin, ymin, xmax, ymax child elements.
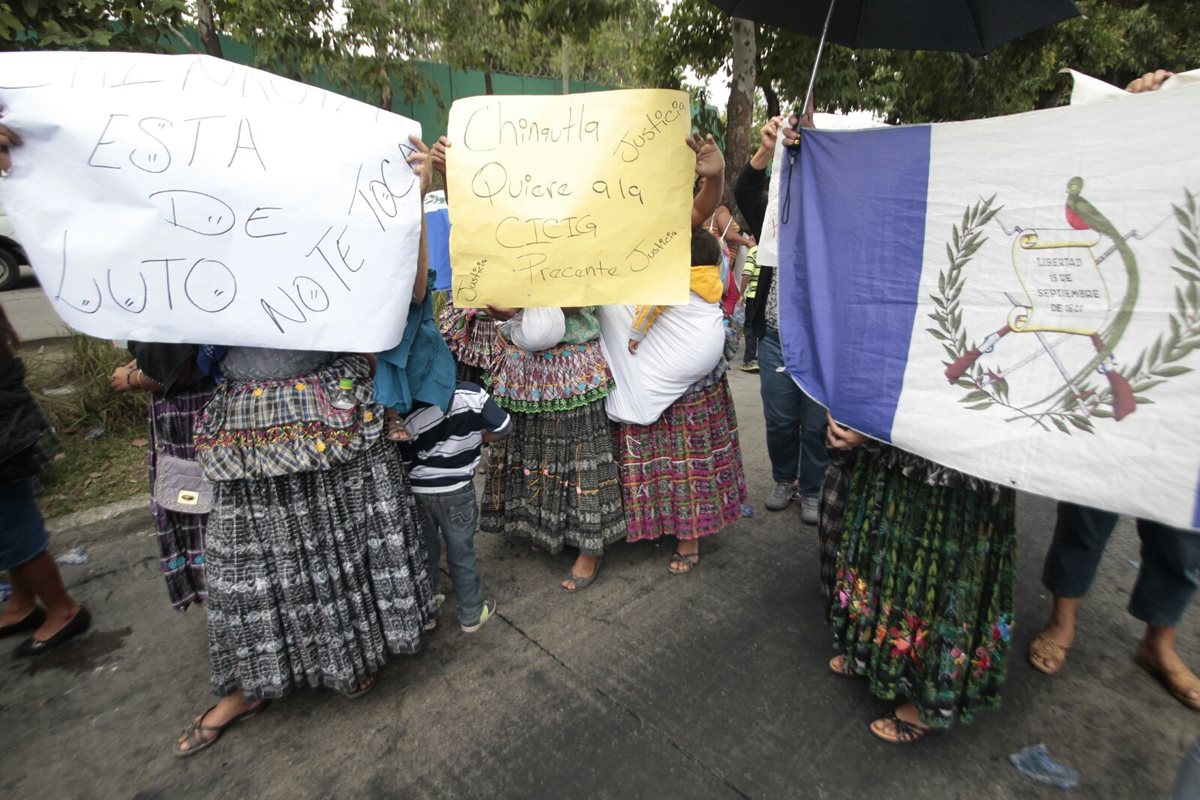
<box><xmin>929</xmin><ymin>189</ymin><xmax>1200</xmax><ymax>434</ymax></box>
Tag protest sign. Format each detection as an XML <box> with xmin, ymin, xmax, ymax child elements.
<box><xmin>0</xmin><ymin>52</ymin><xmax>423</xmax><ymax>351</ymax></box>
<box><xmin>446</xmin><ymin>89</ymin><xmax>693</xmax><ymax>308</ymax></box>
<box><xmin>777</xmin><ymin>77</ymin><xmax>1200</xmax><ymax>531</ymax></box>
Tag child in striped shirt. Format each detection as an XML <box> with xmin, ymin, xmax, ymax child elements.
<box><xmin>400</xmin><ymin>381</ymin><xmax>511</xmax><ymax>633</ymax></box>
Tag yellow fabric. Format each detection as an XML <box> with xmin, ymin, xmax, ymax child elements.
<box><xmin>689</xmin><ymin>265</ymin><xmax>723</xmax><ymax>303</ymax></box>
<box><xmin>630</xmin><ymin>265</ymin><xmax>722</xmax><ymax>341</ymax></box>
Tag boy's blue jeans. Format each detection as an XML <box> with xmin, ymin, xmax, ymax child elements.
<box><xmin>416</xmin><ymin>485</ymin><xmax>486</xmax><ymax>626</ymax></box>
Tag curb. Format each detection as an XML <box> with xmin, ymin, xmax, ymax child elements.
<box><xmin>45</xmin><ymin>495</ymin><xmax>153</xmax><ymax>548</ymax></box>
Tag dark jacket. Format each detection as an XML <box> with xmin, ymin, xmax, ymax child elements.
<box><xmin>734</xmin><ymin>162</ymin><xmax>774</xmax><ymax>338</ymax></box>
<box><xmin>0</xmin><ymin>352</ymin><xmax>44</xmax><ymax>483</ymax></box>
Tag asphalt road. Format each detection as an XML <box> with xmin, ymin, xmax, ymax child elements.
<box><xmin>2</xmin><ymin>268</ymin><xmax>68</xmax><ymax>342</ymax></box>
<box><xmin>0</xmin><ymin>366</ymin><xmax>1195</xmax><ymax>799</ymax></box>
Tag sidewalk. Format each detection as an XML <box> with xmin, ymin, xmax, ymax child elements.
<box><xmin>1</xmin><ymin>368</ymin><xmax>1195</xmax><ymax>798</ymax></box>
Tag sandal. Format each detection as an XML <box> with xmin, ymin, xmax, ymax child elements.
<box><xmin>385</xmin><ymin>412</ymin><xmax>412</xmax><ymax>442</ymax></box>
<box><xmin>344</xmin><ymin>675</ymin><xmax>377</xmax><ymax>700</ymax></box>
<box><xmin>828</xmin><ymin>654</ymin><xmax>857</xmax><ymax>677</ymax></box>
<box><xmin>1029</xmin><ymin>633</ymin><xmax>1071</xmax><ymax>675</ymax></box>
<box><xmin>1135</xmin><ymin>648</ymin><xmax>1200</xmax><ymax>712</ymax></box>
<box><xmin>668</xmin><ymin>551</ymin><xmax>700</xmax><ymax>575</ymax></box>
<box><xmin>174</xmin><ymin>700</ymin><xmax>268</xmax><ymax>758</ymax></box>
<box><xmin>562</xmin><ymin>559</ymin><xmax>602</xmax><ymax>593</ymax></box>
<box><xmin>870</xmin><ymin>710</ymin><xmax>932</xmax><ymax>744</ymax></box>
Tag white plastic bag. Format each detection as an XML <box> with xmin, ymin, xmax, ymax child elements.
<box><xmin>509</xmin><ymin>307</ymin><xmax>566</xmax><ymax>352</ymax></box>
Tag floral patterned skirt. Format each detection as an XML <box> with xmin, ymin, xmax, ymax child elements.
<box><xmin>829</xmin><ymin>445</ymin><xmax>1017</xmax><ymax>728</ymax></box>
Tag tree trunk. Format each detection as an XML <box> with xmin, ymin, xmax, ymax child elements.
<box><xmin>755</xmin><ymin>48</ymin><xmax>779</xmax><ymax>119</ymax></box>
<box><xmin>195</xmin><ymin>0</ymin><xmax>224</xmax><ymax>59</ymax></box>
<box><xmin>485</xmin><ymin>69</ymin><xmax>494</xmax><ymax>95</ymax></box>
<box><xmin>378</xmin><ymin>63</ymin><xmax>393</xmax><ymax>110</ymax></box>
<box><xmin>725</xmin><ymin>18</ymin><xmax>756</xmax><ymax>209</ymax></box>
<box><xmin>561</xmin><ymin>33</ymin><xmax>570</xmax><ymax>94</ymax></box>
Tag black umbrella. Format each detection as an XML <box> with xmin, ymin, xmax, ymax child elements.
<box><xmin>710</xmin><ymin>0</ymin><xmax>1080</xmax><ymax>113</ymax></box>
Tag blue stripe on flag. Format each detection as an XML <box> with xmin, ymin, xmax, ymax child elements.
<box><xmin>426</xmin><ymin>207</ymin><xmax>452</xmax><ymax>292</ymax></box>
<box><xmin>777</xmin><ymin>125</ymin><xmax>931</xmax><ymax>442</ymax></box>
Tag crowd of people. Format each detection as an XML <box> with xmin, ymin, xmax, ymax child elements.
<box><xmin>0</xmin><ymin>69</ymin><xmax>1195</xmax><ymax>788</ymax></box>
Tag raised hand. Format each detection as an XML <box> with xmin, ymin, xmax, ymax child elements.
<box><xmin>687</xmin><ymin>132</ymin><xmax>724</xmax><ymax>179</ymax></box>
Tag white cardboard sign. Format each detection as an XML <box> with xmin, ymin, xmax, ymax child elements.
<box><xmin>0</xmin><ymin>52</ymin><xmax>423</xmax><ymax>351</ymax></box>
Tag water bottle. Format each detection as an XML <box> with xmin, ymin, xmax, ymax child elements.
<box><xmin>329</xmin><ymin>377</ymin><xmax>357</xmax><ymax>410</ymax></box>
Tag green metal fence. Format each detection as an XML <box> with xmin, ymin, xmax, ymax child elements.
<box><xmin>172</xmin><ymin>31</ymin><xmax>616</xmax><ymax>141</ymax></box>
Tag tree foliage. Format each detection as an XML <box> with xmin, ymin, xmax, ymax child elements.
<box><xmin>0</xmin><ymin>0</ymin><xmax>188</xmax><ymax>51</ymax></box>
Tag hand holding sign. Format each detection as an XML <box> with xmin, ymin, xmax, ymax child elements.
<box><xmin>0</xmin><ymin>52</ymin><xmax>425</xmax><ymax>352</ymax></box>
<box><xmin>446</xmin><ymin>89</ymin><xmax>694</xmax><ymax>309</ymax></box>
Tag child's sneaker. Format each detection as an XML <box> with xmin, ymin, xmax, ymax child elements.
<box><xmin>461</xmin><ymin>599</ymin><xmax>496</xmax><ymax>633</ymax></box>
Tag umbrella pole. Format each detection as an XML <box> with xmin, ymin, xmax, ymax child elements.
<box><xmin>802</xmin><ymin>0</ymin><xmax>837</xmax><ymax>115</ymax></box>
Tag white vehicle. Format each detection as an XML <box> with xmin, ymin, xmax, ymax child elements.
<box><xmin>0</xmin><ymin>205</ymin><xmax>29</xmax><ymax>291</ymax></box>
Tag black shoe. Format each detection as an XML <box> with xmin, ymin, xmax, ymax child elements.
<box><xmin>13</xmin><ymin>606</ymin><xmax>91</xmax><ymax>657</ymax></box>
<box><xmin>0</xmin><ymin>606</ymin><xmax>46</xmax><ymax>639</ymax></box>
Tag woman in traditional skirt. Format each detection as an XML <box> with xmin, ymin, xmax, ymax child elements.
<box><xmin>823</xmin><ymin>418</ymin><xmax>1017</xmax><ymax>743</ymax></box>
<box><xmin>172</xmin><ymin>138</ymin><xmax>438</xmax><ymax>757</ymax></box>
<box><xmin>439</xmin><ymin>306</ymin><xmax>502</xmax><ymax>385</ymax></box>
<box><xmin>614</xmin><ymin>228</ymin><xmax>747</xmax><ymax>573</ymax></box>
<box><xmin>480</xmin><ymin>306</ymin><xmax>626</xmax><ymax>591</ymax></box>
<box><xmin>111</xmin><ymin>343</ymin><xmax>218</xmax><ymax>611</ymax></box>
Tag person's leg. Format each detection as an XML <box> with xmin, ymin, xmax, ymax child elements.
<box><xmin>415</xmin><ymin>496</ymin><xmax>443</xmax><ymax>597</ymax></box>
<box><xmin>796</xmin><ymin>391</ymin><xmax>830</xmax><ymax>524</ymax></box>
<box><xmin>1129</xmin><ymin>518</ymin><xmax>1200</xmax><ymax>709</ymax></box>
<box><xmin>1032</xmin><ymin>502</ymin><xmax>1119</xmax><ymax>672</ymax></box>
<box><xmin>743</xmin><ymin>331</ymin><xmax>758</xmax><ymax>365</ymax></box>
<box><xmin>1171</xmin><ymin>736</ymin><xmax>1200</xmax><ymax>800</ymax></box>
<box><xmin>10</xmin><ymin>552</ymin><xmax>81</xmax><ymax>640</ymax></box>
<box><xmin>440</xmin><ymin>486</ymin><xmax>486</xmax><ymax>626</ymax></box>
<box><xmin>0</xmin><ymin>569</ymin><xmax>38</xmax><ymax>626</ymax></box>
<box><xmin>756</xmin><ymin>331</ymin><xmax>804</xmax><ymax>508</ymax></box>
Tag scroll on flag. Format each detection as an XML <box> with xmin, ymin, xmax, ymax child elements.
<box><xmin>777</xmin><ymin>74</ymin><xmax>1200</xmax><ymax>532</ymax></box>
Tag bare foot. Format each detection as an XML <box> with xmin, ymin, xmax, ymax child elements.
<box><xmin>668</xmin><ymin>540</ymin><xmax>700</xmax><ymax>574</ymax></box>
<box><xmin>561</xmin><ymin>554</ymin><xmax>598</xmax><ymax>591</ymax></box>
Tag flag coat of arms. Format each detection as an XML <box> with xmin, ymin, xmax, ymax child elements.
<box><xmin>777</xmin><ymin>81</ymin><xmax>1200</xmax><ymax>532</ymax></box>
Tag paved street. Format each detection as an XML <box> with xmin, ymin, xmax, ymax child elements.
<box><xmin>3</xmin><ymin>271</ymin><xmax>69</xmax><ymax>342</ymax></box>
<box><xmin>1</xmin><ymin>366</ymin><xmax>1196</xmax><ymax>799</ymax></box>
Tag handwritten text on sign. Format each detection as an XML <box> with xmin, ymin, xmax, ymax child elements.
<box><xmin>0</xmin><ymin>52</ymin><xmax>423</xmax><ymax>351</ymax></box>
<box><xmin>446</xmin><ymin>89</ymin><xmax>693</xmax><ymax>308</ymax></box>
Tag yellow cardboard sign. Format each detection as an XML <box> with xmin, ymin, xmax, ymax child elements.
<box><xmin>446</xmin><ymin>89</ymin><xmax>693</xmax><ymax>308</ymax></box>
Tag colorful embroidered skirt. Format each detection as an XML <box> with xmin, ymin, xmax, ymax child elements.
<box><xmin>487</xmin><ymin>338</ymin><xmax>614</xmax><ymax>414</ymax></box>
<box><xmin>200</xmin><ymin>361</ymin><xmax>436</xmax><ymax>700</ymax></box>
<box><xmin>817</xmin><ymin>450</ymin><xmax>856</xmax><ymax>614</ymax></box>
<box><xmin>439</xmin><ymin>307</ymin><xmax>503</xmax><ymax>385</ymax></box>
<box><xmin>617</xmin><ymin>376</ymin><xmax>746</xmax><ymax>542</ymax></box>
<box><xmin>829</xmin><ymin>445</ymin><xmax>1017</xmax><ymax>728</ymax></box>
<box><xmin>147</xmin><ymin>386</ymin><xmax>214</xmax><ymax>611</ymax></box>
<box><xmin>481</xmin><ymin>397</ymin><xmax>626</xmax><ymax>556</ymax></box>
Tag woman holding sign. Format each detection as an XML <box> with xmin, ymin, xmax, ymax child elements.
<box><xmin>161</xmin><ymin>137</ymin><xmax>439</xmax><ymax>756</ymax></box>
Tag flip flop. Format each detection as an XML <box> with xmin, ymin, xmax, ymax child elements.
<box><xmin>174</xmin><ymin>700</ymin><xmax>269</xmax><ymax>758</ymax></box>
<box><xmin>1029</xmin><ymin>633</ymin><xmax>1071</xmax><ymax>675</ymax></box>
<box><xmin>668</xmin><ymin>552</ymin><xmax>700</xmax><ymax>575</ymax></box>
<box><xmin>1135</xmin><ymin>650</ymin><xmax>1200</xmax><ymax>712</ymax></box>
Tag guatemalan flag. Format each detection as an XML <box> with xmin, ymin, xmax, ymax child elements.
<box><xmin>777</xmin><ymin>75</ymin><xmax>1200</xmax><ymax>532</ymax></box>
